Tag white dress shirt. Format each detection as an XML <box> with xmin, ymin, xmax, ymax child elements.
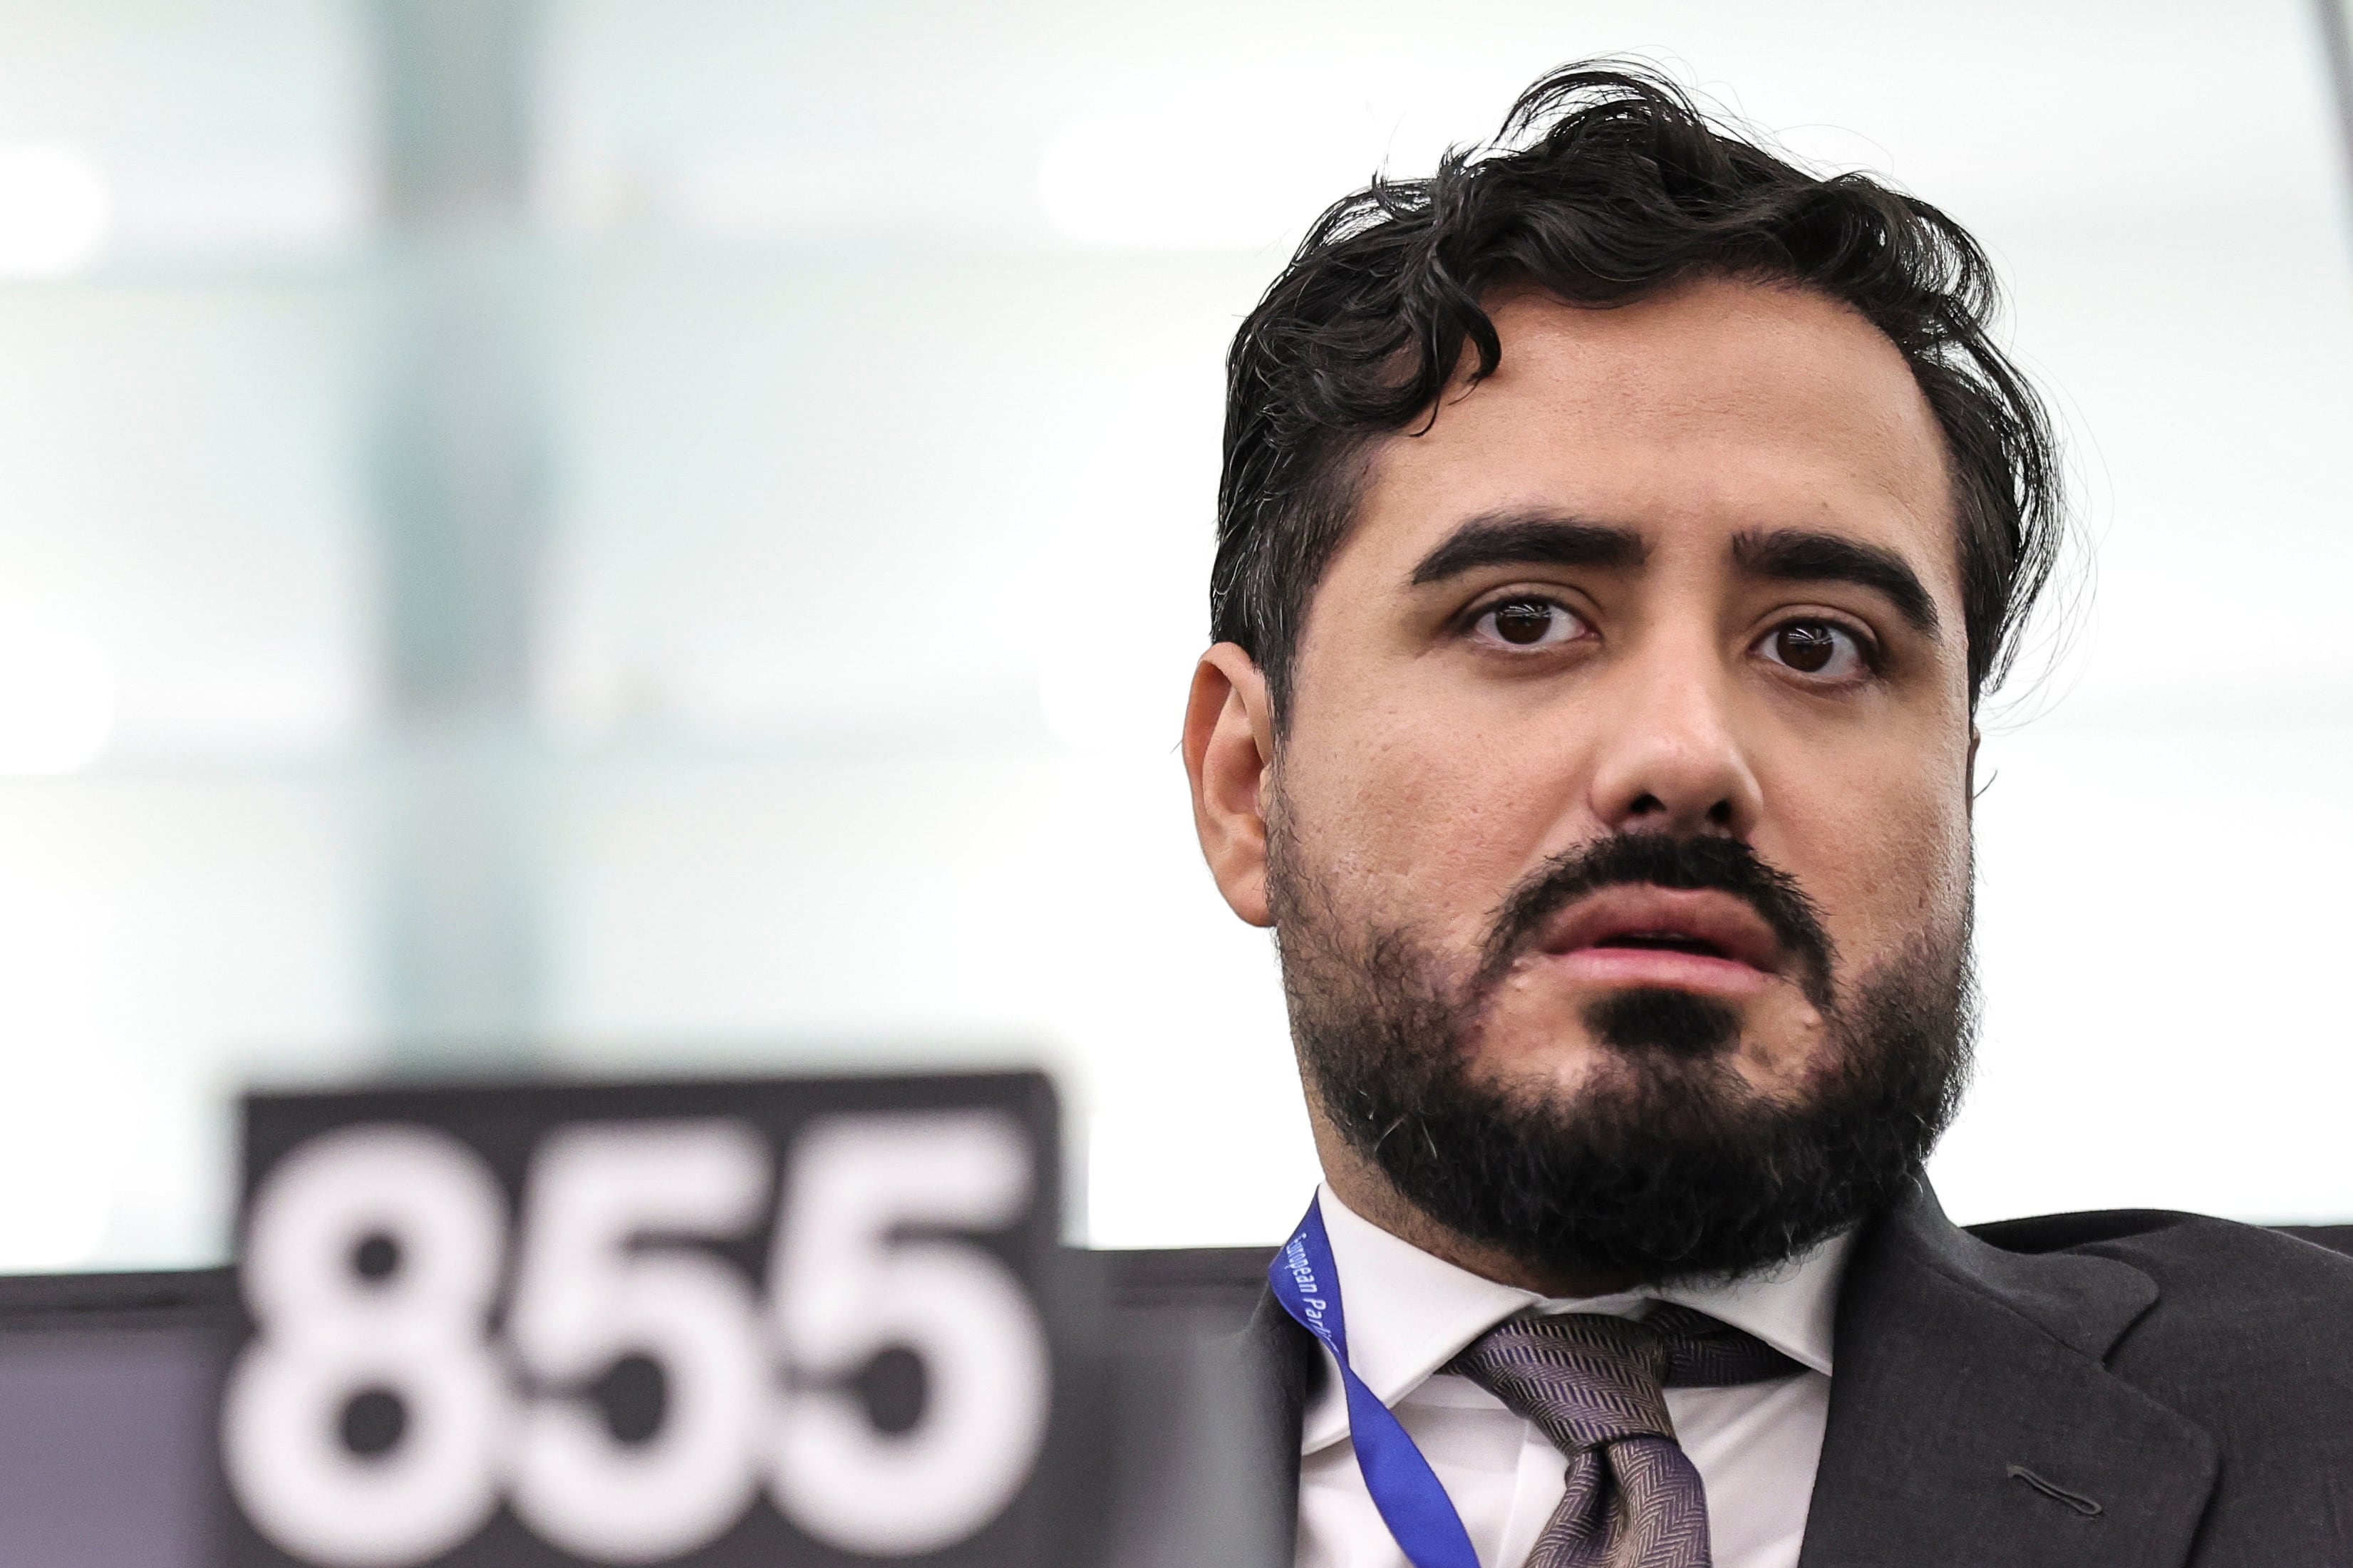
<box><xmin>1296</xmin><ymin>1186</ymin><xmax>1849</xmax><ymax>1568</ymax></box>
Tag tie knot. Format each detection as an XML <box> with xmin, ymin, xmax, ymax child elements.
<box><xmin>1442</xmin><ymin>1305</ymin><xmax>1801</xmax><ymax>1457</ymax></box>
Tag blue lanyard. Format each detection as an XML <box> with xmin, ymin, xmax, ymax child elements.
<box><xmin>1268</xmin><ymin>1195</ymin><xmax>1481</xmax><ymax>1568</ymax></box>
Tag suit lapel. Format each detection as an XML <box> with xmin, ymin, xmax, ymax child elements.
<box><xmin>1796</xmin><ymin>1182</ymin><xmax>2218</xmax><ymax>1568</ymax></box>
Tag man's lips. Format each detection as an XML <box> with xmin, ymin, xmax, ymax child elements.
<box><xmin>1531</xmin><ymin>885</ymin><xmax>1786</xmax><ymax>997</ymax></box>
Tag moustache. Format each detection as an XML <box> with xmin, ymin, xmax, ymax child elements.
<box><xmin>1476</xmin><ymin>833</ymin><xmax>1836</xmax><ymax>1007</ymax></box>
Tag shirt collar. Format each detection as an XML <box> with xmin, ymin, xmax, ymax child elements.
<box><xmin>1299</xmin><ymin>1183</ymin><xmax>1851</xmax><ymax>1454</ymax></box>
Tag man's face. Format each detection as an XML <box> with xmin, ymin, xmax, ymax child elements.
<box><xmin>1186</xmin><ymin>276</ymin><xmax>1979</xmax><ymax>1283</ymax></box>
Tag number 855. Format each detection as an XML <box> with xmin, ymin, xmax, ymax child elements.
<box><xmin>222</xmin><ymin>1112</ymin><xmax>1052</xmax><ymax>1567</ymax></box>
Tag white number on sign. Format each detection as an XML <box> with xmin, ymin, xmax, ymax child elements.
<box><xmin>222</xmin><ymin>1109</ymin><xmax>1048</xmax><ymax>1567</ymax></box>
<box><xmin>767</xmin><ymin>1111</ymin><xmax>1053</xmax><ymax>1554</ymax></box>
<box><xmin>507</xmin><ymin>1120</ymin><xmax>772</xmax><ymax>1562</ymax></box>
<box><xmin>221</xmin><ymin>1124</ymin><xmax>509</xmax><ymax>1568</ymax></box>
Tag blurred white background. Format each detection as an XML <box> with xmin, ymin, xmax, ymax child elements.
<box><xmin>0</xmin><ymin>0</ymin><xmax>2347</xmax><ymax>1270</ymax></box>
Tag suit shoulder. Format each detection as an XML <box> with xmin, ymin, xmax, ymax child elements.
<box><xmin>1975</xmin><ymin>1206</ymin><xmax>2353</xmax><ymax>1396</ymax></box>
<box><xmin>1969</xmin><ymin>1207</ymin><xmax>2353</xmax><ymax>1307</ymax></box>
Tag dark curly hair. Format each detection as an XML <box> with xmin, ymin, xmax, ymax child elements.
<box><xmin>1213</xmin><ymin>61</ymin><xmax>2061</xmax><ymax>720</ymax></box>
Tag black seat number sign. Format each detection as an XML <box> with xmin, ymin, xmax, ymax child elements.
<box><xmin>214</xmin><ymin>1072</ymin><xmax>1075</xmax><ymax>1567</ymax></box>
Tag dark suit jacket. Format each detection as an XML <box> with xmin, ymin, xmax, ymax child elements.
<box><xmin>1231</xmin><ymin>1180</ymin><xmax>2353</xmax><ymax>1565</ymax></box>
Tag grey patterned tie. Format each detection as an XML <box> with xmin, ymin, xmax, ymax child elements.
<box><xmin>1441</xmin><ymin>1303</ymin><xmax>1801</xmax><ymax>1568</ymax></box>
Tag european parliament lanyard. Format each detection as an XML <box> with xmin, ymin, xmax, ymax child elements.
<box><xmin>1268</xmin><ymin>1195</ymin><xmax>1481</xmax><ymax>1568</ymax></box>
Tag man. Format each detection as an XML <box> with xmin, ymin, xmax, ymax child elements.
<box><xmin>1178</xmin><ymin>63</ymin><xmax>2353</xmax><ymax>1567</ymax></box>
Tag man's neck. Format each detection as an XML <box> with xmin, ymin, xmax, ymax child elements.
<box><xmin>1313</xmin><ymin>1126</ymin><xmax>1641</xmax><ymax>1299</ymax></box>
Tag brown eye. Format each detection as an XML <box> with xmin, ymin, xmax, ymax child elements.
<box><xmin>1494</xmin><ymin>603</ymin><xmax>1551</xmax><ymax>643</ymax></box>
<box><xmin>1474</xmin><ymin>598</ymin><xmax>1586</xmax><ymax>650</ymax></box>
<box><xmin>1762</xmin><ymin>621</ymin><xmax>1866</xmax><ymax>679</ymax></box>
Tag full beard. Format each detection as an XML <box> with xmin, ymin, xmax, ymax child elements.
<box><xmin>1271</xmin><ymin>827</ymin><xmax>1975</xmax><ymax>1287</ymax></box>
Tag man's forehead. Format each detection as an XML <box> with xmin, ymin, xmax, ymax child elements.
<box><xmin>1340</xmin><ymin>279</ymin><xmax>1962</xmax><ymax>600</ymax></box>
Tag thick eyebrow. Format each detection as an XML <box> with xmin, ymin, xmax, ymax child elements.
<box><xmin>1409</xmin><ymin>512</ymin><xmax>1648</xmax><ymax>586</ymax></box>
<box><xmin>1730</xmin><ymin>528</ymin><xmax>1940</xmax><ymax>635</ymax></box>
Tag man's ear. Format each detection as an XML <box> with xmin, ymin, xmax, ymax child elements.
<box><xmin>1183</xmin><ymin>643</ymin><xmax>1278</xmax><ymax>928</ymax></box>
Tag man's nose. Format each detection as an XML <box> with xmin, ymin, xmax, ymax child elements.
<box><xmin>1584</xmin><ymin>650</ymin><xmax>1764</xmax><ymax>839</ymax></box>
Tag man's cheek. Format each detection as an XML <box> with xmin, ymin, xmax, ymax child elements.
<box><xmin>1813</xmin><ymin>815</ymin><xmax>1966</xmax><ymax>975</ymax></box>
<box><xmin>1324</xmin><ymin>762</ymin><xmax>1532</xmax><ymax>920</ymax></box>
